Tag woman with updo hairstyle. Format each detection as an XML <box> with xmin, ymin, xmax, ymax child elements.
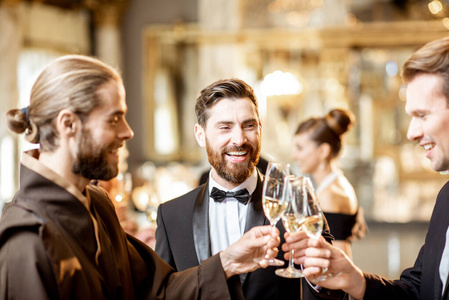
<box><xmin>292</xmin><ymin>108</ymin><xmax>366</xmax><ymax>259</ymax></box>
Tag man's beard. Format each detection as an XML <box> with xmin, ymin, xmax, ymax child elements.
<box><xmin>72</xmin><ymin>127</ymin><xmax>119</xmax><ymax>181</ymax></box>
<box><xmin>206</xmin><ymin>138</ymin><xmax>260</xmax><ymax>184</ymax></box>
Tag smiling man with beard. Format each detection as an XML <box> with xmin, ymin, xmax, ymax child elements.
<box><xmin>155</xmin><ymin>78</ymin><xmax>344</xmax><ymax>300</ymax></box>
<box><xmin>0</xmin><ymin>57</ymin><xmax>281</xmax><ymax>300</ymax></box>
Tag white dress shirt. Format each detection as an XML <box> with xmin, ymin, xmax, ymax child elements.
<box><xmin>208</xmin><ymin>168</ymin><xmax>257</xmax><ymax>255</ymax></box>
<box><xmin>207</xmin><ymin>168</ymin><xmax>323</xmax><ymax>293</ymax></box>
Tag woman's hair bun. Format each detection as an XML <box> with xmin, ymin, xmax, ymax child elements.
<box><xmin>324</xmin><ymin>108</ymin><xmax>355</xmax><ymax>137</ymax></box>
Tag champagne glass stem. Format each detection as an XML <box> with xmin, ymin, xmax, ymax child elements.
<box><xmin>265</xmin><ymin>222</ymin><xmax>277</xmax><ymax>258</ymax></box>
<box><xmin>275</xmin><ymin>244</ymin><xmax>304</xmax><ymax>277</ymax></box>
<box><xmin>287</xmin><ymin>249</ymin><xmax>295</xmax><ymax>270</ymax></box>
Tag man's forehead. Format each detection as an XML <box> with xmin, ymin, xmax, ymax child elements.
<box><xmin>86</xmin><ymin>102</ymin><xmax>126</xmax><ymax>124</ymax></box>
<box><xmin>405</xmin><ymin>74</ymin><xmax>446</xmax><ymax>112</ymax></box>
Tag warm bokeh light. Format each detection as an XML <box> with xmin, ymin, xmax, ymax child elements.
<box><xmin>428</xmin><ymin>0</ymin><xmax>443</xmax><ymax>14</ymax></box>
<box><xmin>115</xmin><ymin>194</ymin><xmax>124</xmax><ymax>203</ymax></box>
<box><xmin>398</xmin><ymin>84</ymin><xmax>407</xmax><ymax>102</ymax></box>
<box><xmin>385</xmin><ymin>61</ymin><xmax>399</xmax><ymax>77</ymax></box>
<box><xmin>268</xmin><ymin>0</ymin><xmax>323</xmax><ymax>13</ymax></box>
<box><xmin>443</xmin><ymin>18</ymin><xmax>449</xmax><ymax>29</ymax></box>
<box><xmin>260</xmin><ymin>70</ymin><xmax>303</xmax><ymax>96</ymax></box>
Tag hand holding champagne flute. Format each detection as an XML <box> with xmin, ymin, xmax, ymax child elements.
<box><xmin>297</xmin><ymin>177</ymin><xmax>340</xmax><ymax>282</ymax></box>
<box><xmin>275</xmin><ymin>175</ymin><xmax>306</xmax><ymax>278</ymax></box>
<box><xmin>256</xmin><ymin>162</ymin><xmax>290</xmax><ymax>267</ymax></box>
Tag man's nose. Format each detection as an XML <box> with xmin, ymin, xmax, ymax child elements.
<box><xmin>406</xmin><ymin>118</ymin><xmax>421</xmax><ymax>141</ymax></box>
<box><xmin>120</xmin><ymin>119</ymin><xmax>134</xmax><ymax>141</ymax></box>
<box><xmin>231</xmin><ymin>127</ymin><xmax>246</xmax><ymax>146</ymax></box>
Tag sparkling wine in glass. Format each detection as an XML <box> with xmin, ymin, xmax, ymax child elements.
<box><xmin>301</xmin><ymin>215</ymin><xmax>324</xmax><ymax>239</ymax></box>
<box><xmin>275</xmin><ymin>175</ymin><xmax>305</xmax><ymax>278</ymax></box>
<box><xmin>299</xmin><ymin>177</ymin><xmax>340</xmax><ymax>282</ymax></box>
<box><xmin>256</xmin><ymin>162</ymin><xmax>290</xmax><ymax>267</ymax></box>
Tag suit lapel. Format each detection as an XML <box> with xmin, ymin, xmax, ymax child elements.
<box><xmin>241</xmin><ymin>170</ymin><xmax>269</xmax><ymax>285</ymax></box>
<box><xmin>439</xmin><ymin>185</ymin><xmax>449</xmax><ymax>300</ymax></box>
<box><xmin>193</xmin><ymin>171</ymin><xmax>268</xmax><ymax>285</ymax></box>
<box><xmin>436</xmin><ymin>220</ymin><xmax>449</xmax><ymax>300</ymax></box>
<box><xmin>193</xmin><ymin>184</ymin><xmax>212</xmax><ymax>264</ymax></box>
<box><xmin>422</xmin><ymin>185</ymin><xmax>449</xmax><ymax>300</ymax></box>
<box><xmin>245</xmin><ymin>169</ymin><xmax>269</xmax><ymax>233</ymax></box>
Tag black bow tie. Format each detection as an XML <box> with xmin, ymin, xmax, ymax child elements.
<box><xmin>210</xmin><ymin>187</ymin><xmax>251</xmax><ymax>205</ymax></box>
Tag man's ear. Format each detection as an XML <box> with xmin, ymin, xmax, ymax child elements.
<box><xmin>194</xmin><ymin>123</ymin><xmax>206</xmax><ymax>148</ymax></box>
<box><xmin>55</xmin><ymin>109</ymin><xmax>80</xmax><ymax>138</ymax></box>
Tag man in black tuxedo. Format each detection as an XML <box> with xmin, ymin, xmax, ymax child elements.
<box><xmin>155</xmin><ymin>78</ymin><xmax>345</xmax><ymax>300</ymax></box>
<box><xmin>300</xmin><ymin>36</ymin><xmax>449</xmax><ymax>300</ymax></box>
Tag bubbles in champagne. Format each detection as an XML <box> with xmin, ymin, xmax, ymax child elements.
<box><xmin>263</xmin><ymin>196</ymin><xmax>289</xmax><ymax>223</ymax></box>
<box><xmin>281</xmin><ymin>213</ymin><xmax>304</xmax><ymax>233</ymax></box>
<box><xmin>301</xmin><ymin>215</ymin><xmax>323</xmax><ymax>239</ymax></box>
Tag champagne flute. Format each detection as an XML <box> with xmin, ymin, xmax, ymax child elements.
<box><xmin>275</xmin><ymin>175</ymin><xmax>305</xmax><ymax>278</ymax></box>
<box><xmin>255</xmin><ymin>162</ymin><xmax>290</xmax><ymax>267</ymax></box>
<box><xmin>298</xmin><ymin>177</ymin><xmax>341</xmax><ymax>282</ymax></box>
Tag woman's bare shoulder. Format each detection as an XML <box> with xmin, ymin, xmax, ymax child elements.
<box><xmin>318</xmin><ymin>182</ymin><xmax>356</xmax><ymax>214</ymax></box>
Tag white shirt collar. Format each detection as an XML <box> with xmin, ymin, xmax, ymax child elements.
<box><xmin>207</xmin><ymin>167</ymin><xmax>258</xmax><ymax>197</ymax></box>
<box><xmin>208</xmin><ymin>167</ymin><xmax>257</xmax><ymax>254</ymax></box>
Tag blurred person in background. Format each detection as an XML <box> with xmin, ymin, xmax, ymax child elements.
<box><xmin>292</xmin><ymin>108</ymin><xmax>367</xmax><ymax>259</ymax></box>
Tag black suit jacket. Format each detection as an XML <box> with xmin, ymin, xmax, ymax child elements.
<box><xmin>155</xmin><ymin>170</ymin><xmax>345</xmax><ymax>300</ymax></box>
<box><xmin>363</xmin><ymin>181</ymin><xmax>449</xmax><ymax>300</ymax></box>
